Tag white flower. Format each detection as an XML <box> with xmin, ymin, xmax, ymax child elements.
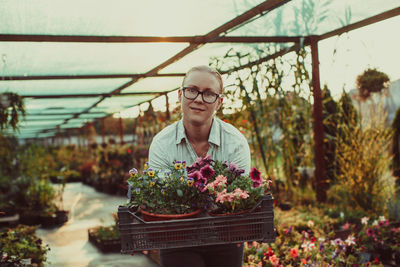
<box><xmin>301</xmin><ymin>241</ymin><xmax>315</xmax><ymax>252</ymax></box>
<box><xmin>331</xmin><ymin>238</ymin><xmax>343</xmax><ymax>247</ymax></box>
<box><xmin>307</xmin><ymin>220</ymin><xmax>314</xmax><ymax>228</ymax></box>
<box><xmin>361</xmin><ymin>217</ymin><xmax>369</xmax><ymax>225</ymax></box>
<box><xmin>379</xmin><ymin>216</ymin><xmax>386</xmax><ymax>222</ymax></box>
<box><xmin>318</xmin><ymin>237</ymin><xmax>325</xmax><ymax>242</ymax></box>
<box><xmin>345</xmin><ymin>235</ymin><xmax>356</xmax><ymax>246</ymax></box>
<box><xmin>372</xmin><ymin>220</ymin><xmax>378</xmax><ymax>226</ymax></box>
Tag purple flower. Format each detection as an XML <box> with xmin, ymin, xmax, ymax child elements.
<box><xmin>200</xmin><ymin>165</ymin><xmax>215</xmax><ymax>179</ymax></box>
<box><xmin>228</xmin><ymin>162</ymin><xmax>238</xmax><ymax>172</ymax></box>
<box><xmin>235</xmin><ymin>168</ymin><xmax>245</xmax><ymax>176</ymax></box>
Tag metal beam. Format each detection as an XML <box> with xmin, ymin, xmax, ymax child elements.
<box><xmin>21</xmin><ymin>92</ymin><xmax>162</xmax><ymax>99</ymax></box>
<box><xmin>320</xmin><ymin>6</ymin><xmax>400</xmax><ymax>41</ymax></box>
<box><xmin>0</xmin><ymin>73</ymin><xmax>185</xmax><ymax>81</ymax></box>
<box><xmin>69</xmin><ymin>0</ymin><xmax>292</xmax><ymax>122</ymax></box>
<box><xmin>0</xmin><ymin>34</ymin><xmax>304</xmax><ymax>43</ymax></box>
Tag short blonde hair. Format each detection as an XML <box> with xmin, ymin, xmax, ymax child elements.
<box><xmin>182</xmin><ymin>65</ymin><xmax>223</xmax><ymax>93</ymax></box>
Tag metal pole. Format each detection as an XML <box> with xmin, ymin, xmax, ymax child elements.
<box><xmin>310</xmin><ymin>36</ymin><xmax>327</xmax><ymax>202</ymax></box>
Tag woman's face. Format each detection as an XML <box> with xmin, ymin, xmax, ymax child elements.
<box><xmin>179</xmin><ymin>70</ymin><xmax>222</xmax><ymax>127</ymax></box>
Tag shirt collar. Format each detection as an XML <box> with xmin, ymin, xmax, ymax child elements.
<box><xmin>176</xmin><ymin>118</ymin><xmax>221</xmax><ymax>147</ymax></box>
<box><xmin>176</xmin><ymin>119</ymin><xmax>187</xmax><ymax>144</ymax></box>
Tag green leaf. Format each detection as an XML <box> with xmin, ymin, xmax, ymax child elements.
<box><xmin>176</xmin><ymin>189</ymin><xmax>183</xmax><ymax>197</ymax></box>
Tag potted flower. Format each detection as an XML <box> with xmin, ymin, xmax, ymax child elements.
<box><xmin>127</xmin><ymin>161</ymin><xmax>208</xmax><ymax>221</ymax></box>
<box><xmin>186</xmin><ymin>155</ymin><xmax>271</xmax><ymax>215</ymax></box>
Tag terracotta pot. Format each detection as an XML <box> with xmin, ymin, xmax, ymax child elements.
<box><xmin>140</xmin><ymin>208</ymin><xmax>202</xmax><ymax>243</ymax></box>
<box><xmin>140</xmin><ymin>208</ymin><xmax>201</xmax><ymax>222</ymax></box>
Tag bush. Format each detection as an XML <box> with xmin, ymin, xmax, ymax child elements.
<box><xmin>0</xmin><ymin>225</ymin><xmax>50</xmax><ymax>266</ymax></box>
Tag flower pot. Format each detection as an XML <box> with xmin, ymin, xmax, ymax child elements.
<box><xmin>140</xmin><ymin>208</ymin><xmax>201</xmax><ymax>222</ymax></box>
<box><xmin>140</xmin><ymin>208</ymin><xmax>202</xmax><ymax>243</ymax></box>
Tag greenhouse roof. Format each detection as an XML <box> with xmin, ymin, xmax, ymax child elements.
<box><xmin>1</xmin><ymin>0</ymin><xmax>399</xmax><ymax>139</ymax></box>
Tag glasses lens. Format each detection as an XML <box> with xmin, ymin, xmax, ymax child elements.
<box><xmin>203</xmin><ymin>92</ymin><xmax>218</xmax><ymax>103</ymax></box>
<box><xmin>183</xmin><ymin>87</ymin><xmax>219</xmax><ymax>103</ymax></box>
<box><xmin>183</xmin><ymin>88</ymin><xmax>198</xmax><ymax>99</ymax></box>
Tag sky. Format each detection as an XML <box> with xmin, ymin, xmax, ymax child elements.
<box><xmin>319</xmin><ymin>15</ymin><xmax>400</xmax><ymax>98</ymax></box>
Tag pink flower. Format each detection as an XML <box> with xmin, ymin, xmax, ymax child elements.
<box><xmin>343</xmin><ymin>222</ymin><xmax>350</xmax><ymax>230</ymax></box>
<box><xmin>268</xmin><ymin>255</ymin><xmax>279</xmax><ymax>266</ymax></box>
<box><xmin>200</xmin><ymin>165</ymin><xmax>215</xmax><ymax>179</ymax></box>
<box><xmin>250</xmin><ymin>167</ymin><xmax>262</xmax><ymax>187</ymax></box>
<box><xmin>366</xmin><ymin>228</ymin><xmax>374</xmax><ymax>237</ymax></box>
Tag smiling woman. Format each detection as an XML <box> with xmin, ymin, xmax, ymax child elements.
<box><xmin>148</xmin><ymin>65</ymin><xmax>251</xmax><ymax>267</ymax></box>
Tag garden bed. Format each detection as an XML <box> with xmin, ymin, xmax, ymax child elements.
<box><xmin>88</xmin><ymin>227</ymin><xmax>121</xmax><ymax>253</ymax></box>
<box><xmin>18</xmin><ymin>210</ymin><xmax>69</xmax><ymax>228</ymax></box>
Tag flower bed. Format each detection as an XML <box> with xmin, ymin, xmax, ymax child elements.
<box><xmin>88</xmin><ymin>227</ymin><xmax>121</xmax><ymax>253</ymax></box>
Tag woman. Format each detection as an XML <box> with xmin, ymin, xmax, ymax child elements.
<box><xmin>148</xmin><ymin>65</ymin><xmax>251</xmax><ymax>267</ymax></box>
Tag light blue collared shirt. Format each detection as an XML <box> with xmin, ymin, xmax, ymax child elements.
<box><xmin>148</xmin><ymin>117</ymin><xmax>251</xmax><ymax>173</ymax></box>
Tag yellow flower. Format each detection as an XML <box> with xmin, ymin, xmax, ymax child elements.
<box><xmin>180</xmin><ymin>176</ymin><xmax>185</xmax><ymax>182</ymax></box>
<box><xmin>147</xmin><ymin>169</ymin><xmax>155</xmax><ymax>177</ymax></box>
<box><xmin>182</xmin><ymin>161</ymin><xmax>186</xmax><ymax>168</ymax></box>
<box><xmin>187</xmin><ymin>178</ymin><xmax>194</xmax><ymax>187</ymax></box>
<box><xmin>175</xmin><ymin>162</ymin><xmax>182</xmax><ymax>170</ymax></box>
<box><xmin>129</xmin><ymin>168</ymin><xmax>138</xmax><ymax>178</ymax></box>
<box><xmin>150</xmin><ymin>180</ymin><xmax>155</xmax><ymax>187</ymax></box>
<box><xmin>144</xmin><ymin>162</ymin><xmax>149</xmax><ymax>170</ymax></box>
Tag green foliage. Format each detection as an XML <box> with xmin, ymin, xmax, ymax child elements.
<box><xmin>329</xmin><ymin>99</ymin><xmax>393</xmax><ymax>215</ymax></box>
<box><xmin>127</xmin><ymin>161</ymin><xmax>207</xmax><ymax>214</ymax></box>
<box><xmin>0</xmin><ymin>92</ymin><xmax>25</xmax><ymax>131</ymax></box>
<box><xmin>356</xmin><ymin>68</ymin><xmax>390</xmax><ymax>100</ymax></box>
<box><xmin>212</xmin><ymin>45</ymin><xmax>313</xmax><ymax>203</ymax></box>
<box><xmin>392</xmin><ymin>107</ymin><xmax>400</xmax><ymax>190</ymax></box>
<box><xmin>92</xmin><ymin>214</ymin><xmax>120</xmax><ymax>241</ymax></box>
<box><xmin>0</xmin><ymin>225</ymin><xmax>50</xmax><ymax>266</ymax></box>
<box><xmin>322</xmin><ymin>86</ymin><xmax>339</xmax><ymax>185</ymax></box>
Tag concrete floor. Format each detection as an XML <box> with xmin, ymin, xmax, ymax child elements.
<box><xmin>36</xmin><ymin>182</ymin><xmax>158</xmax><ymax>267</ymax></box>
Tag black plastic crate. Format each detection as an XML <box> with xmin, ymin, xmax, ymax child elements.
<box><xmin>118</xmin><ymin>194</ymin><xmax>275</xmax><ymax>253</ymax></box>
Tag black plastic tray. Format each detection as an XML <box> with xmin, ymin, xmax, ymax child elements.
<box><xmin>118</xmin><ymin>194</ymin><xmax>275</xmax><ymax>253</ymax></box>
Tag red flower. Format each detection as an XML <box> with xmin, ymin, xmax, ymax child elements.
<box><xmin>264</xmin><ymin>247</ymin><xmax>274</xmax><ymax>258</ymax></box>
<box><xmin>311</xmin><ymin>236</ymin><xmax>316</xmax><ymax>243</ymax></box>
<box><xmin>249</xmin><ymin>167</ymin><xmax>262</xmax><ymax>187</ymax></box>
<box><xmin>374</xmin><ymin>258</ymin><xmax>379</xmax><ymax>264</ymax></box>
<box><xmin>290</xmin><ymin>248</ymin><xmax>298</xmax><ymax>258</ymax></box>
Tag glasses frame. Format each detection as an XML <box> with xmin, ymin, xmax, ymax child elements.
<box><xmin>181</xmin><ymin>87</ymin><xmax>222</xmax><ymax>104</ymax></box>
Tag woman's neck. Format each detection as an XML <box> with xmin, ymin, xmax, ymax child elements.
<box><xmin>183</xmin><ymin>118</ymin><xmax>213</xmax><ymax>144</ymax></box>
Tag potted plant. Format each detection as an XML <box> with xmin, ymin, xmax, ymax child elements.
<box><xmin>0</xmin><ymin>225</ymin><xmax>50</xmax><ymax>266</ymax></box>
<box><xmin>127</xmin><ymin>161</ymin><xmax>208</xmax><ymax>221</ymax></box>
<box><xmin>186</xmin><ymin>155</ymin><xmax>271</xmax><ymax>215</ymax></box>
<box><xmin>88</xmin><ymin>213</ymin><xmax>121</xmax><ymax>253</ymax></box>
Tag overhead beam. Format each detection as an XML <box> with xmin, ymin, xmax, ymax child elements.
<box><xmin>69</xmin><ymin>0</ymin><xmax>292</xmax><ymax>122</ymax></box>
<box><xmin>0</xmin><ymin>73</ymin><xmax>185</xmax><ymax>81</ymax></box>
<box><xmin>0</xmin><ymin>34</ymin><xmax>304</xmax><ymax>43</ymax></box>
<box><xmin>21</xmin><ymin>92</ymin><xmax>163</xmax><ymax>99</ymax></box>
<box><xmin>320</xmin><ymin>6</ymin><xmax>400</xmax><ymax>41</ymax></box>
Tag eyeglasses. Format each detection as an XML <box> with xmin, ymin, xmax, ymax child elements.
<box><xmin>181</xmin><ymin>87</ymin><xmax>221</xmax><ymax>104</ymax></box>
